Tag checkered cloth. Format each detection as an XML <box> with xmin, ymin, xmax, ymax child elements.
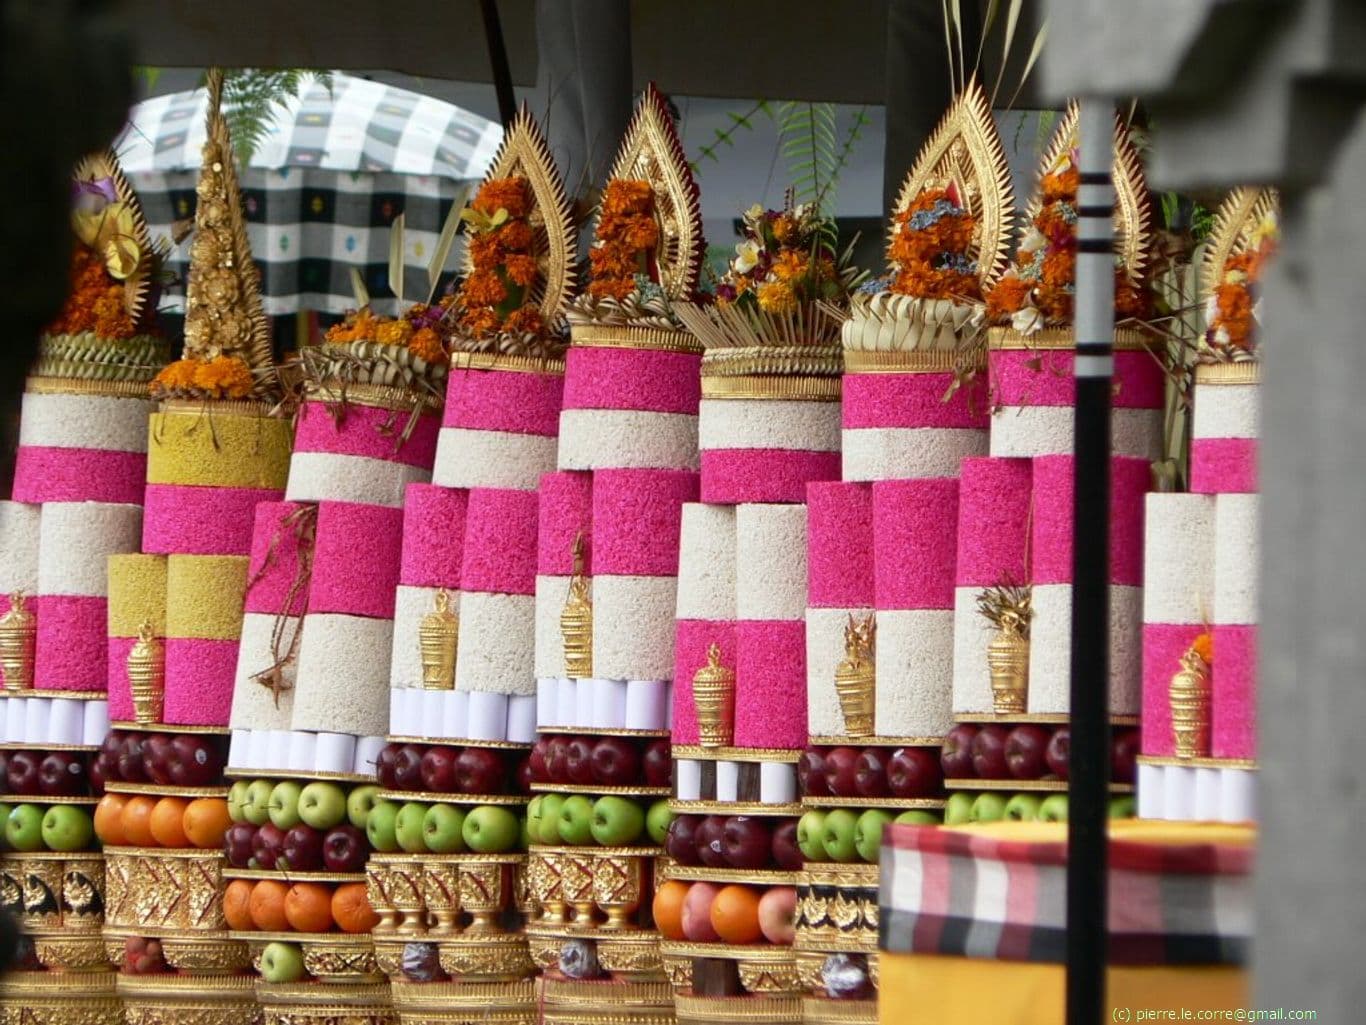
<box><xmin>116</xmin><ymin>74</ymin><xmax>503</xmax><ymax>318</ymax></box>
<box><xmin>879</xmin><ymin>824</ymin><xmax>1253</xmax><ymax>966</ymax></box>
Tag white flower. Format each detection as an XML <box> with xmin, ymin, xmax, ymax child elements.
<box><xmin>1213</xmin><ymin>326</ymin><xmax>1231</xmax><ymax>348</ymax></box>
<box><xmin>1203</xmin><ymin>295</ymin><xmax>1219</xmax><ymax>328</ymax></box>
<box><xmin>734</xmin><ymin>240</ymin><xmax>761</xmax><ymax>274</ymax></box>
<box><xmin>1021</xmin><ymin>227</ymin><xmax>1046</xmax><ymax>253</ymax></box>
<box><xmin>1011</xmin><ymin>304</ymin><xmax>1045</xmax><ymax>336</ymax></box>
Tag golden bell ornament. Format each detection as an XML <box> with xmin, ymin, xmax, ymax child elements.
<box><xmin>561</xmin><ymin>533</ymin><xmax>593</xmax><ymax>679</ymax></box>
<box><xmin>692</xmin><ymin>643</ymin><xmax>736</xmax><ymax>748</ymax></box>
<box><xmin>834</xmin><ymin>613</ymin><xmax>877</xmax><ymax>737</ymax></box>
<box><xmin>419</xmin><ymin>588</ymin><xmax>459</xmax><ymax>690</ymax></box>
<box><xmin>1169</xmin><ymin>646</ymin><xmax>1211</xmax><ymax>759</ymax></box>
<box><xmin>0</xmin><ymin>591</ymin><xmax>36</xmax><ymax>692</ymax></box>
<box><xmin>127</xmin><ymin>620</ymin><xmax>165</xmax><ymax>723</ymax></box>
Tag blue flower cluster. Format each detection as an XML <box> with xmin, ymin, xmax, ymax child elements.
<box><xmin>906</xmin><ymin>197</ymin><xmax>964</xmax><ymax>231</ymax></box>
<box><xmin>934</xmin><ymin>253</ymin><xmax>977</xmax><ymax>274</ymax></box>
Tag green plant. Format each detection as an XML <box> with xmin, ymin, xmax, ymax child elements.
<box><xmin>216</xmin><ymin>69</ymin><xmax>334</xmax><ymax>166</ymax></box>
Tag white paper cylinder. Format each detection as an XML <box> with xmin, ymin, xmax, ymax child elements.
<box><xmin>314</xmin><ymin>732</ymin><xmax>356</xmax><ymax>775</ymax></box>
<box><xmin>624</xmin><ymin>679</ymin><xmax>669</xmax><ymax>731</ymax></box>
<box><xmin>388</xmin><ymin>689</ymin><xmax>416</xmax><ymax>738</ymax></box>
<box><xmin>1137</xmin><ymin>763</ymin><xmax>1164</xmax><ymax>819</ymax></box>
<box><xmin>0</xmin><ymin>502</ymin><xmax>41</xmax><ymax>594</ymax></box>
<box><xmin>715</xmin><ymin>761</ymin><xmax>740</xmax><ymax>802</ymax></box>
<box><xmin>422</xmin><ymin>690</ymin><xmax>448</xmax><ymax>733</ymax></box>
<box><xmin>246</xmin><ymin>729</ymin><xmax>271</xmax><ymax>770</ymax></box>
<box><xmin>37</xmin><ymin>501</ymin><xmax>141</xmax><ymax>597</ymax></box>
<box><xmin>675</xmin><ymin>504</ymin><xmax>738</xmax><ymax>621</ymax></box>
<box><xmin>506</xmin><ymin>694</ymin><xmax>537</xmax><ymax>743</ymax></box>
<box><xmin>81</xmin><ymin>699</ymin><xmax>109</xmax><ymax>746</ymax></box>
<box><xmin>1194</xmin><ymin>767</ymin><xmax>1222</xmax><ymax>821</ymax></box>
<box><xmin>3</xmin><ymin>700</ymin><xmax>25</xmax><ymax>744</ymax></box>
<box><xmin>0</xmin><ymin>701</ymin><xmax>14</xmax><ymax>744</ymax></box>
<box><xmin>266</xmin><ymin>730</ymin><xmax>293</xmax><ymax>772</ymax></box>
<box><xmin>229</xmin><ymin>729</ymin><xmax>249</xmax><ymax>769</ymax></box>
<box><xmin>1219</xmin><ymin>768</ymin><xmax>1257</xmax><ymax>823</ymax></box>
<box><xmin>574</xmin><ymin>678</ymin><xmax>595</xmax><ymax>730</ymax></box>
<box><xmin>285</xmin><ymin>451</ymin><xmax>429</xmax><ymax>508</ymax></box>
<box><xmin>537</xmin><ymin>678</ymin><xmax>559</xmax><ymax>729</ymax></box>
<box><xmin>288</xmin><ymin>732</ymin><xmax>317</xmax><ymax>771</ymax></box>
<box><xmin>676</xmin><ymin>759</ymin><xmax>702</xmax><ymax>801</ymax></box>
<box><xmin>47</xmin><ymin>698</ymin><xmax>83</xmax><ymax>746</ymax></box>
<box><xmin>432</xmin><ymin>428</ymin><xmax>559</xmax><ymax>491</ymax></box>
<box><xmin>441</xmin><ymin>690</ymin><xmax>470</xmax><ymax>740</ymax></box>
<box><xmin>591</xmin><ymin>678</ymin><xmax>628</xmax><ymax>730</ymax></box>
<box><xmin>555</xmin><ymin>678</ymin><xmax>577</xmax><ymax>728</ymax></box>
<box><xmin>23</xmin><ymin>697</ymin><xmax>49</xmax><ymax>745</ymax></box>
<box><xmin>467</xmin><ymin>690</ymin><xmax>510</xmax><ymax>742</ymax></box>
<box><xmin>352</xmin><ymin>735</ymin><xmax>387</xmax><ymax>777</ymax></box>
<box><xmin>735</xmin><ymin>504</ymin><xmax>808</xmax><ymax>621</ymax></box>
<box><xmin>760</xmin><ymin>762</ymin><xmax>797</xmax><ymax>804</ymax></box>
<box><xmin>1162</xmin><ymin>765</ymin><xmax>1197</xmax><ymax>821</ymax></box>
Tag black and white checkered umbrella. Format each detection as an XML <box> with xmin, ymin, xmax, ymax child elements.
<box><xmin>117</xmin><ymin>73</ymin><xmax>502</xmax><ymax>318</ymax></box>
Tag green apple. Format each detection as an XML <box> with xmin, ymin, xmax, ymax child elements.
<box><xmin>854</xmin><ymin>809</ymin><xmax>894</xmax><ymax>863</ymax></box>
<box><xmin>298</xmin><ymin>782</ymin><xmax>347</xmax><ymax>830</ymax></box>
<box><xmin>1108</xmin><ymin>796</ymin><xmax>1136</xmax><ymax>819</ymax></box>
<box><xmin>0</xmin><ymin>803</ymin><xmax>11</xmax><ymax>851</ymax></box>
<box><xmin>591</xmin><ymin>796</ymin><xmax>645</xmax><ymax>846</ymax></box>
<box><xmin>519</xmin><ymin>814</ymin><xmax>531</xmax><ymax>851</ymax></box>
<box><xmin>422</xmin><ymin>804</ymin><xmax>467</xmax><ymax>854</ymax></box>
<box><xmin>970</xmin><ymin>792</ymin><xmax>1009</xmax><ymax>823</ymax></box>
<box><xmin>1003</xmin><ymin>793</ymin><xmax>1044</xmax><ymax>822</ymax></box>
<box><xmin>821</xmin><ymin>809</ymin><xmax>860</xmax><ymax>863</ymax></box>
<box><xmin>227</xmin><ymin>781</ymin><xmax>250</xmax><ymax>823</ymax></box>
<box><xmin>268</xmin><ymin>780</ymin><xmax>305</xmax><ymax>830</ymax></box>
<box><xmin>463</xmin><ymin>805</ymin><xmax>520</xmax><ymax>854</ymax></box>
<box><xmin>366</xmin><ymin>800</ymin><xmax>401</xmax><ymax>852</ymax></box>
<box><xmin>1037</xmin><ymin>794</ymin><xmax>1069</xmax><ymax>823</ymax></box>
<box><xmin>6</xmin><ymin>804</ymin><xmax>45</xmax><ymax>852</ymax></box>
<box><xmin>558</xmin><ymin>795</ymin><xmax>595</xmax><ymax>846</ymax></box>
<box><xmin>645</xmin><ymin>800</ymin><xmax>673</xmax><ymax>846</ymax></box>
<box><xmin>797</xmin><ymin>810</ymin><xmax>828</xmax><ymax>861</ymax></box>
<box><xmin>259</xmin><ymin>940</ymin><xmax>306</xmax><ymax>984</ymax></box>
<box><xmin>347</xmin><ymin>785</ymin><xmax>381</xmax><ymax>830</ymax></box>
<box><xmin>944</xmin><ymin>792</ymin><xmax>976</xmax><ymax>825</ymax></box>
<box><xmin>526</xmin><ymin>796</ymin><xmax>546</xmax><ymax>843</ymax></box>
<box><xmin>894</xmin><ymin>810</ymin><xmax>941</xmax><ymax>826</ymax></box>
<box><xmin>41</xmin><ymin>806</ymin><xmax>94</xmax><ymax>852</ymax></box>
<box><xmin>243</xmin><ymin>778</ymin><xmax>275</xmax><ymax>826</ymax></box>
<box><xmin>536</xmin><ymin>795</ymin><xmax>565</xmax><ymax>845</ymax></box>
<box><xmin>395</xmin><ymin>802</ymin><xmax>429</xmax><ymax>853</ymax></box>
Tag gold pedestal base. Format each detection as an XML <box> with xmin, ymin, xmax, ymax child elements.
<box><xmin>118</xmin><ymin>972</ymin><xmax>261</xmax><ymax>1025</ymax></box>
<box><xmin>802</xmin><ymin>997</ymin><xmax>878</xmax><ymax>1025</ymax></box>
<box><xmin>540</xmin><ymin>977</ymin><xmax>676</xmax><ymax>1025</ymax></box>
<box><xmin>256</xmin><ymin>981</ymin><xmax>395</xmax><ymax>1025</ymax></box>
<box><xmin>390</xmin><ymin>979</ymin><xmax>536</xmax><ymax>1025</ymax></box>
<box><xmin>674</xmin><ymin>994</ymin><xmax>801</xmax><ymax>1025</ymax></box>
<box><xmin>0</xmin><ymin>970</ymin><xmax>122</xmax><ymax>1025</ymax></box>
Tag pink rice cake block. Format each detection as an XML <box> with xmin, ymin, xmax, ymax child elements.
<box><xmin>806</xmin><ymin>481</ymin><xmax>874</xmax><ymax>609</ymax></box>
<box><xmin>538</xmin><ymin>471</ymin><xmax>593</xmax><ymax>576</ymax></box>
<box><xmin>294</xmin><ymin>399</ymin><xmax>440</xmax><ymax>468</ymax></box>
<box><xmin>1140</xmin><ymin>622</ymin><xmax>1207</xmax><ymax>757</ymax></box>
<box><xmin>11</xmin><ymin>446</ymin><xmax>146</xmax><ymax>505</ymax></box>
<box><xmin>399</xmin><ymin>484</ymin><xmax>468</xmax><ymax>588</ymax></box>
<box><xmin>142</xmin><ymin>483</ymin><xmax>282</xmax><ymax>556</ymax></box>
<box><xmin>593</xmin><ymin>469</ymin><xmax>699</xmax><ymax>577</ymax></box>
<box><xmin>700</xmin><ymin>449</ymin><xmax>842</xmax><ymax>505</ymax></box>
<box><xmin>34</xmin><ymin>593</ymin><xmax>106</xmax><ymax>691</ymax></box>
<box><xmin>673</xmin><ymin>619</ymin><xmax>737</xmax><ymax>746</ymax></box>
<box><xmin>954</xmin><ymin>457</ymin><xmax>1033</xmax><ymax>587</ymax></box>
<box><xmin>734</xmin><ymin>619</ymin><xmax>808</xmax><ymax>749</ymax></box>
<box><xmin>873</xmin><ymin>478</ymin><xmax>960</xmax><ymax>610</ymax></box>
<box><xmin>460</xmin><ymin>487</ymin><xmax>539</xmax><ymax>596</ymax></box>
<box><xmin>841</xmin><ymin>371</ymin><xmax>989</xmax><ymax>429</ymax></box>
<box><xmin>162</xmin><ymin>636</ymin><xmax>239</xmax><ymax>726</ymax></box>
<box><xmin>106</xmin><ymin>635</ymin><xmax>138</xmax><ymax>720</ymax></box>
<box><xmin>1030</xmin><ymin>455</ymin><xmax>1149</xmax><ymax>587</ymax></box>
<box><xmin>1190</xmin><ymin>438</ymin><xmax>1259</xmax><ymax>495</ymax></box>
<box><xmin>443</xmin><ymin>366</ymin><xmax>564</xmax><ymax>436</ymax></box>
<box><xmin>989</xmin><ymin>348</ymin><xmax>1165</xmax><ymax>411</ymax></box>
<box><xmin>309</xmin><ymin>502</ymin><xmax>405</xmax><ymax>618</ymax></box>
<box><xmin>1212</xmin><ymin>623</ymin><xmax>1257</xmax><ymax>761</ymax></box>
<box><xmin>563</xmin><ymin>346</ymin><xmax>701</xmax><ymax>415</ymax></box>
<box><xmin>244</xmin><ymin>501</ymin><xmax>315</xmax><ymax>617</ymax></box>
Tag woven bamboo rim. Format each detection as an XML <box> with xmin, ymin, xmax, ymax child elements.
<box><xmin>306</xmin><ymin>379</ymin><xmax>442</xmax><ymax>414</ymax></box>
<box><xmin>1194</xmin><ymin>361</ymin><xmax>1260</xmax><ymax>385</ymax></box>
<box><xmin>841</xmin><ymin>349</ymin><xmax>978</xmax><ymax>374</ymax></box>
<box><xmin>700</xmin><ymin>374</ymin><xmax>842</xmax><ymax>401</ymax></box>
<box><xmin>987</xmin><ymin>325</ymin><xmax>1159</xmax><ymax>351</ymax></box>
<box><xmin>671</xmin><ymin>745</ymin><xmax>802</xmax><ymax>762</ymax></box>
<box><xmin>157</xmin><ymin>398</ymin><xmax>276</xmax><ymax>417</ymax></box>
<box><xmin>24</xmin><ymin>375</ymin><xmax>155</xmax><ymax>399</ymax></box>
<box><xmin>673</xmin><ymin>994</ymin><xmax>802</xmax><ymax>1023</ymax></box>
<box><xmin>1136</xmin><ymin>754</ymin><xmax>1258</xmax><ymax>770</ymax></box>
<box><xmin>571</xmin><ymin>322</ymin><xmax>703</xmax><ymax>354</ymax></box>
<box><xmin>449</xmin><ymin>350</ymin><xmax>566</xmax><ymax>375</ymax></box>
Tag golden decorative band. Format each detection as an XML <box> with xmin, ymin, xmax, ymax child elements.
<box><xmin>673</xmin><ymin>994</ymin><xmax>802</xmax><ymax>1023</ymax></box>
<box><xmin>24</xmin><ymin>376</ymin><xmax>156</xmax><ymax>399</ymax></box>
<box><xmin>671</xmin><ymin>745</ymin><xmax>802</xmax><ymax>762</ymax></box>
<box><xmin>987</xmin><ymin>326</ymin><xmax>1160</xmax><ymax>352</ymax></box>
<box><xmin>1194</xmin><ymin>361</ymin><xmax>1260</xmax><ymax>386</ymax></box>
<box><xmin>1135</xmin><ymin>754</ymin><xmax>1259</xmax><ymax>770</ymax></box>
<box><xmin>158</xmin><ymin>398</ymin><xmax>276</xmax><ymax>417</ymax></box>
<box><xmin>571</xmin><ymin>323</ymin><xmax>704</xmax><ymax>354</ymax></box>
<box><xmin>541</xmin><ymin>978</ymin><xmax>675</xmax><ymax>1006</ymax></box>
<box><xmin>841</xmin><ymin>349</ymin><xmax>977</xmax><ymax>374</ymax></box>
<box><xmin>807</xmin><ymin>735</ymin><xmax>943</xmax><ymax>748</ymax></box>
<box><xmin>307</xmin><ymin>379</ymin><xmax>442</xmax><ymax>414</ymax></box>
<box><xmin>701</xmin><ymin>374</ymin><xmax>842</xmax><ymax>402</ymax></box>
<box><xmin>448</xmin><ymin>350</ymin><xmax>566</xmax><ymax>375</ymax></box>
<box><xmin>801</xmin><ymin>998</ymin><xmax>878</xmax><ymax>1025</ymax></box>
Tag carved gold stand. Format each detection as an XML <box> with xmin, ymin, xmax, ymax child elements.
<box><xmin>539</xmin><ymin>977</ymin><xmax>677</xmax><ymax>1025</ymax></box>
<box><xmin>0</xmin><ymin>970</ymin><xmax>122</xmax><ymax>1025</ymax></box>
<box><xmin>390</xmin><ymin>979</ymin><xmax>536</xmax><ymax>1025</ymax></box>
<box><xmin>673</xmin><ymin>994</ymin><xmax>801</xmax><ymax>1025</ymax></box>
<box><xmin>256</xmin><ymin>981</ymin><xmax>396</xmax><ymax>1025</ymax></box>
<box><xmin>118</xmin><ymin>972</ymin><xmax>260</xmax><ymax>1025</ymax></box>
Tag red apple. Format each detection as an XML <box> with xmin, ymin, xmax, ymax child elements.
<box><xmin>393</xmin><ymin>744</ymin><xmax>426</xmax><ymax>791</ymax></box>
<box><xmin>590</xmin><ymin>738</ymin><xmax>641</xmax><ymax>787</ymax></box>
<box><xmin>695</xmin><ymin>815</ymin><xmax>729</xmax><ymax>868</ymax></box>
<box><xmin>38</xmin><ymin>752</ymin><xmax>87</xmax><ymax>797</ymax></box>
<box><xmin>224</xmin><ymin>822</ymin><xmax>256</xmax><ymax>868</ymax></box>
<box><xmin>771</xmin><ymin>819</ymin><xmax>803</xmax><ymax>871</ymax></box>
<box><xmin>642</xmin><ymin>739</ymin><xmax>671</xmax><ymax>788</ymax></box>
<box><xmin>680</xmin><ymin>882</ymin><xmax>721</xmax><ymax>942</ymax></box>
<box><xmin>454</xmin><ymin>748</ymin><xmax>505</xmax><ymax>795</ymax></box>
<box><xmin>251</xmin><ymin>822</ymin><xmax>287</xmax><ymax>869</ymax></box>
<box><xmin>1111</xmin><ymin>728</ymin><xmax>1139</xmax><ymax>785</ymax></box>
<box><xmin>940</xmin><ymin>724</ymin><xmax>978</xmax><ymax>779</ymax></box>
<box><xmin>88</xmin><ymin>755</ymin><xmax>108</xmax><ymax>796</ymax></box>
<box><xmin>323</xmin><ymin>824</ymin><xmax>368</xmax><ymax>872</ymax></box>
<box><xmin>528</xmin><ymin>738</ymin><xmax>550</xmax><ymax>783</ymax></box>
<box><xmin>0</xmin><ymin>751</ymin><xmax>10</xmax><ymax>795</ymax></box>
<box><xmin>822</xmin><ymin>747</ymin><xmax>862</xmax><ymax>798</ymax></box>
<box><xmin>168</xmin><ymin>734</ymin><xmax>224</xmax><ymax>787</ymax></box>
<box><xmin>141</xmin><ymin>734</ymin><xmax>174</xmax><ymax>786</ymax></box>
<box><xmin>721</xmin><ymin>816</ymin><xmax>771</xmax><ymax>869</ymax></box>
<box><xmin>757</xmin><ymin>886</ymin><xmax>797</xmax><ymax>944</ymax></box>
<box><xmin>853</xmin><ymin>748</ymin><xmax>889</xmax><ymax>797</ymax></box>
<box><xmin>514</xmin><ymin>755</ymin><xmax>534</xmax><ymax>794</ymax></box>
<box><xmin>116</xmin><ymin>733</ymin><xmax>149</xmax><ymax>783</ymax></box>
<box><xmin>419</xmin><ymin>746</ymin><xmax>459</xmax><ymax>793</ymax></box>
<box><xmin>666</xmin><ymin>815</ymin><xmax>703</xmax><ymax>866</ymax></box>
<box><xmin>886</xmin><ymin>746</ymin><xmax>943</xmax><ymax>798</ymax></box>
<box><xmin>1045</xmin><ymin>726</ymin><xmax>1071</xmax><ymax>780</ymax></box>
<box><xmin>797</xmin><ymin>748</ymin><xmax>829</xmax><ymax>797</ymax></box>
<box><xmin>375</xmin><ymin>743</ymin><xmax>402</xmax><ymax>789</ymax></box>
<box><xmin>544</xmin><ymin>736</ymin><xmax>572</xmax><ymax>783</ymax></box>
<box><xmin>5</xmin><ymin>751</ymin><xmax>40</xmax><ymax>796</ymax></box>
<box><xmin>970</xmin><ymin>725</ymin><xmax>1010</xmax><ymax>779</ymax></box>
<box><xmin>280</xmin><ymin>824</ymin><xmax>325</xmax><ymax>872</ymax></box>
<box><xmin>565</xmin><ymin>737</ymin><xmax>596</xmax><ymax>785</ymax></box>
<box><xmin>1004</xmin><ymin>725</ymin><xmax>1051</xmax><ymax>780</ymax></box>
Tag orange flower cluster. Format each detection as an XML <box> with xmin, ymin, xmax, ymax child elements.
<box><xmin>150</xmin><ymin>355</ymin><xmax>254</xmax><ymax>400</ymax></box>
<box><xmin>45</xmin><ymin>245</ymin><xmax>136</xmax><ymax>339</ymax></box>
<box><xmin>588</xmin><ymin>179</ymin><xmax>660</xmax><ymax>300</ymax></box>
<box><xmin>454</xmin><ymin>176</ymin><xmax>546</xmax><ymax>340</ymax></box>
<box><xmin>1192</xmin><ymin>632</ymin><xmax>1214</xmax><ymax>666</ymax></box>
<box><xmin>1207</xmin><ymin>237</ymin><xmax>1274</xmax><ymax>353</ymax></box>
<box><xmin>887</xmin><ymin>188</ymin><xmax>980</xmax><ymax>301</ymax></box>
<box><xmin>324</xmin><ymin>296</ymin><xmax>457</xmax><ymax>365</ymax></box>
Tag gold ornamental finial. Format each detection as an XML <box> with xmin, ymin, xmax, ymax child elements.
<box><xmin>561</xmin><ymin>533</ymin><xmax>593</xmax><ymax>679</ymax></box>
<box><xmin>977</xmin><ymin>583</ymin><xmax>1032</xmax><ymax>715</ymax></box>
<box><xmin>834</xmin><ymin>613</ymin><xmax>876</xmax><ymax>738</ymax></box>
<box><xmin>0</xmin><ymin>591</ymin><xmax>37</xmax><ymax>692</ymax></box>
<box><xmin>692</xmin><ymin>643</ymin><xmax>736</xmax><ymax>748</ymax></box>
<box><xmin>1170</xmin><ymin>636</ymin><xmax>1213</xmax><ymax>759</ymax></box>
<box><xmin>419</xmin><ymin>589</ymin><xmax>459</xmax><ymax>690</ymax></box>
<box><xmin>126</xmin><ymin>620</ymin><xmax>165</xmax><ymax>723</ymax></box>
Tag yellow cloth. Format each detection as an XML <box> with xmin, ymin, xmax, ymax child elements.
<box><xmin>146</xmin><ymin>409</ymin><xmax>293</xmax><ymax>488</ymax></box>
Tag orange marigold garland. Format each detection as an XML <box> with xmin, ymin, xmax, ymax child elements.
<box><xmin>453</xmin><ymin>176</ymin><xmax>546</xmax><ymax>341</ymax></box>
<box><xmin>322</xmin><ymin>295</ymin><xmax>459</xmax><ymax>365</ymax></box>
<box><xmin>151</xmin><ymin>354</ymin><xmax>254</xmax><ymax>400</ymax></box>
<box><xmin>715</xmin><ymin>199</ymin><xmax>851</xmax><ymax>314</ymax></box>
<box><xmin>588</xmin><ymin>178</ymin><xmax>660</xmax><ymax>300</ymax></box>
<box><xmin>1205</xmin><ymin>218</ymin><xmax>1276</xmax><ymax>357</ymax></box>
<box><xmin>887</xmin><ymin>184</ymin><xmax>981</xmax><ymax>301</ymax></box>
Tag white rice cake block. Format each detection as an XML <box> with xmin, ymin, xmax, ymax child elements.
<box><xmin>292</xmin><ymin>612</ymin><xmax>393</xmax><ymax>736</ymax></box>
<box><xmin>0</xmin><ymin>502</ymin><xmax>41</xmax><ymax>594</ymax></box>
<box><xmin>230</xmin><ymin>611</ymin><xmax>300</xmax><ymax>730</ymax></box>
<box><xmin>1026</xmin><ymin>584</ymin><xmax>1143</xmax><ymax>715</ymax></box>
<box><xmin>735</xmin><ymin>503</ymin><xmax>808</xmax><ymax>621</ymax></box>
<box><xmin>1143</xmin><ymin>493</ymin><xmax>1216</xmax><ymax>625</ymax></box>
<box><xmin>454</xmin><ymin>591</ymin><xmax>537</xmax><ymax>696</ymax></box>
<box><xmin>805</xmin><ymin>606</ymin><xmax>864</xmax><ymax>737</ymax></box>
<box><xmin>432</xmin><ymin>428</ymin><xmax>559</xmax><ymax>491</ymax></box>
<box><xmin>877</xmin><ymin>608</ymin><xmax>956</xmax><ymax>737</ymax></box>
<box><xmin>535</xmin><ymin>575</ymin><xmax>573</xmax><ymax>680</ymax></box>
<box><xmin>1214</xmin><ymin>493</ymin><xmax>1259</xmax><ymax>625</ymax></box>
<box><xmin>19</xmin><ymin>391</ymin><xmax>152</xmax><ymax>452</ymax></box>
<box><xmin>592</xmin><ymin>575</ymin><xmax>678</xmax><ymax>681</ymax></box>
<box><xmin>675</xmin><ymin>504</ymin><xmax>737</xmax><ymax>620</ymax></box>
<box><xmin>37</xmin><ymin>501</ymin><xmax>141</xmax><ymax>596</ymax></box>
<box><xmin>557</xmin><ymin>409</ymin><xmax>699</xmax><ymax>471</ymax></box>
<box><xmin>286</xmin><ymin>451</ymin><xmax>429</xmax><ymax>508</ymax></box>
<box><xmin>697</xmin><ymin>399</ymin><xmax>840</xmax><ymax>452</ymax></box>
<box><xmin>390</xmin><ymin>583</ymin><xmax>458</xmax><ymax>689</ymax></box>
<box><xmin>951</xmin><ymin>586</ymin><xmax>995</xmax><ymax>714</ymax></box>
<box><xmin>1192</xmin><ymin>382</ymin><xmax>1259</xmax><ymax>440</ymax></box>
<box><xmin>990</xmin><ymin>406</ymin><xmax>1162</xmax><ymax>460</ymax></box>
<box><xmin>841</xmin><ymin>426</ymin><xmax>987</xmax><ymax>482</ymax></box>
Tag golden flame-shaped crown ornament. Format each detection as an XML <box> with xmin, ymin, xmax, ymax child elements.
<box><xmin>419</xmin><ymin>589</ymin><xmax>459</xmax><ymax>690</ymax></box>
<box><xmin>0</xmin><ymin>592</ymin><xmax>37</xmax><ymax>692</ymax></box>
<box><xmin>560</xmin><ymin>534</ymin><xmax>593</xmax><ymax>679</ymax></box>
<box><xmin>834</xmin><ymin>613</ymin><xmax>877</xmax><ymax>738</ymax></box>
<box><xmin>126</xmin><ymin>621</ymin><xmax>165</xmax><ymax>723</ymax></box>
<box><xmin>1170</xmin><ymin>642</ymin><xmax>1212</xmax><ymax>759</ymax></box>
<box><xmin>692</xmin><ymin>643</ymin><xmax>736</xmax><ymax>748</ymax></box>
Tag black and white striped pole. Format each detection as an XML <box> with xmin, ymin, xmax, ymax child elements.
<box><xmin>1067</xmin><ymin>98</ymin><xmax>1116</xmax><ymax>1025</ymax></box>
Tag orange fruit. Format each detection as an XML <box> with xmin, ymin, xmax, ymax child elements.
<box><xmin>248</xmin><ymin>879</ymin><xmax>291</xmax><ymax>932</ymax></box>
<box><xmin>183</xmin><ymin>798</ymin><xmax>232</xmax><ymax>849</ymax></box>
<box><xmin>331</xmin><ymin>883</ymin><xmax>379</xmax><ymax>934</ymax></box>
<box><xmin>224</xmin><ymin>879</ymin><xmax>256</xmax><ymax>931</ymax></box>
<box><xmin>284</xmin><ymin>883</ymin><xmax>335</xmax><ymax>933</ymax></box>
<box><xmin>149</xmin><ymin>797</ymin><xmax>190</xmax><ymax>848</ymax></box>
<box><xmin>651</xmin><ymin>879</ymin><xmax>690</xmax><ymax>941</ymax></box>
<box><xmin>709</xmin><ymin>884</ymin><xmax>763</xmax><ymax>945</ymax></box>
<box><xmin>93</xmin><ymin>794</ymin><xmax>128</xmax><ymax>846</ymax></box>
<box><xmin>119</xmin><ymin>796</ymin><xmax>158</xmax><ymax>848</ymax></box>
